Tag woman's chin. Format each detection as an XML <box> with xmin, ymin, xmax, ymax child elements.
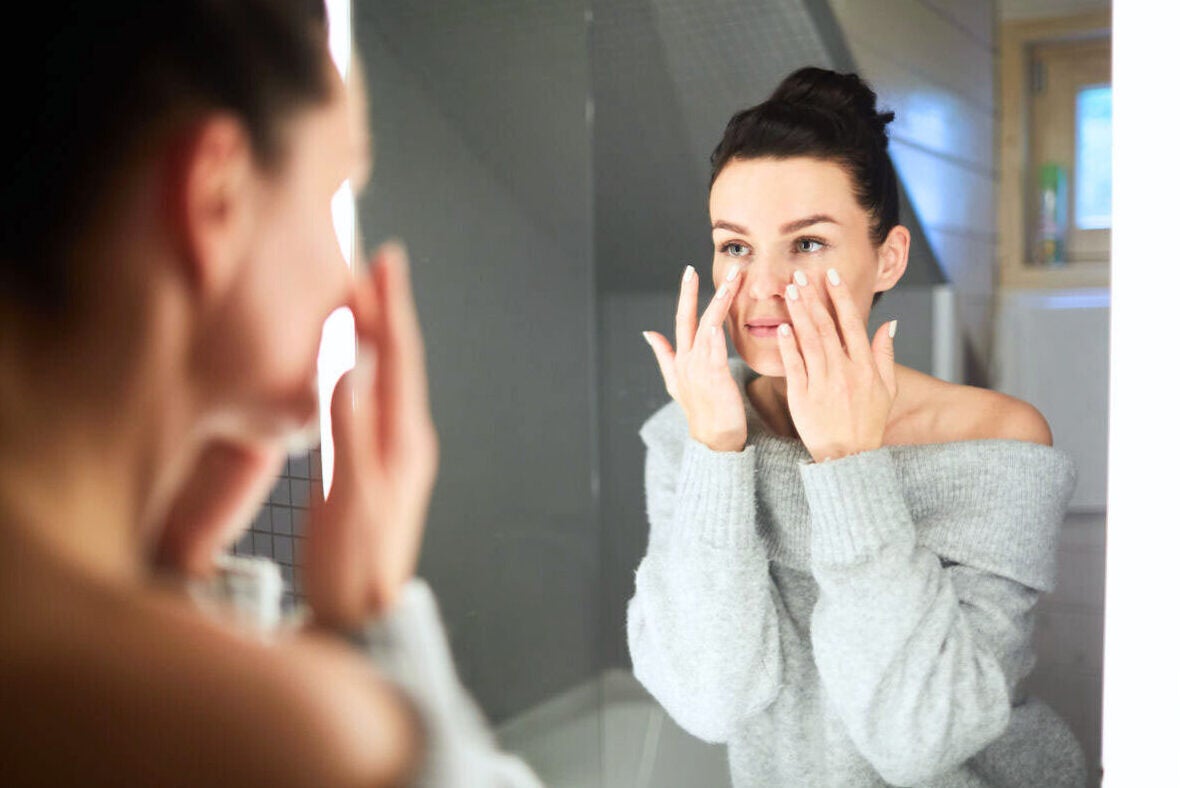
<box><xmin>734</xmin><ymin>346</ymin><xmax>786</xmax><ymax>378</ymax></box>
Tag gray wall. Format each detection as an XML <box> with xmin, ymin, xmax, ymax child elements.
<box><xmin>350</xmin><ymin>0</ymin><xmax>597</xmax><ymax>723</ymax></box>
<box><xmin>828</xmin><ymin>0</ymin><xmax>999</xmax><ymax>379</ymax></box>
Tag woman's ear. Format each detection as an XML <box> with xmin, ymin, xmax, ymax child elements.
<box><xmin>874</xmin><ymin>224</ymin><xmax>910</xmax><ymax>293</ymax></box>
<box><xmin>170</xmin><ymin>115</ymin><xmax>257</xmax><ymax>301</ymax></box>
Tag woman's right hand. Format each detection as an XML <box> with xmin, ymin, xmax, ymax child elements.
<box><xmin>302</xmin><ymin>243</ymin><xmax>439</xmax><ymax>634</ymax></box>
<box><xmin>644</xmin><ymin>264</ymin><xmax>747</xmax><ymax>453</ymax></box>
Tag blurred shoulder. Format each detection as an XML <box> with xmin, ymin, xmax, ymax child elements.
<box><xmin>0</xmin><ymin>577</ymin><xmax>419</xmax><ymax>787</ymax></box>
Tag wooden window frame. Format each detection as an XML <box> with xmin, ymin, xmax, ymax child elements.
<box><xmin>998</xmin><ymin>9</ymin><xmax>1112</xmax><ymax>289</ymax></box>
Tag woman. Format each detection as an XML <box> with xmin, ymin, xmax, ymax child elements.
<box><xmin>629</xmin><ymin>67</ymin><xmax>1086</xmax><ymax>787</ymax></box>
<box><xmin>0</xmin><ymin>2</ymin><xmax>534</xmax><ymax>785</ymax></box>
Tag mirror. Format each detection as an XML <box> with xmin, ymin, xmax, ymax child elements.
<box><xmin>234</xmin><ymin>1</ymin><xmax>1109</xmax><ymax>785</ymax></box>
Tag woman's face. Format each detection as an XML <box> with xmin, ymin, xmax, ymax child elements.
<box><xmin>197</xmin><ymin>70</ymin><xmax>364</xmax><ymax>444</ymax></box>
<box><xmin>708</xmin><ymin>156</ymin><xmax>891</xmax><ymax>378</ymax></box>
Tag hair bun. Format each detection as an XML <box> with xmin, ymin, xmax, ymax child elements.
<box><xmin>768</xmin><ymin>67</ymin><xmax>894</xmax><ymax>149</ymax></box>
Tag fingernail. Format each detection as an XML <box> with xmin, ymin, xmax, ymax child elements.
<box><xmin>683</xmin><ymin>265</ymin><xmax>695</xmax><ymax>282</ymax></box>
<box><xmin>786</xmin><ymin>283</ymin><xmax>800</xmax><ymax>301</ymax></box>
<box><xmin>888</xmin><ymin>319</ymin><xmax>898</xmax><ymax>338</ymax></box>
<box><xmin>641</xmin><ymin>331</ymin><xmax>654</xmax><ymax>346</ymax></box>
<box><xmin>715</xmin><ymin>283</ymin><xmax>728</xmax><ymax>300</ymax></box>
<box><xmin>793</xmin><ymin>270</ymin><xmax>808</xmax><ymax>287</ymax></box>
<box><xmin>726</xmin><ymin>263</ymin><xmax>740</xmax><ymax>282</ymax></box>
<box><xmin>778</xmin><ymin>323</ymin><xmax>791</xmax><ymax>336</ymax></box>
<box><xmin>711</xmin><ymin>325</ymin><xmax>719</xmax><ymax>335</ymax></box>
<box><xmin>827</xmin><ymin>268</ymin><xmax>841</xmax><ymax>286</ymax></box>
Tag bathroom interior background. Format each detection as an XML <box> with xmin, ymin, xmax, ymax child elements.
<box><xmin>233</xmin><ymin>1</ymin><xmax>1110</xmax><ymax>785</ymax></box>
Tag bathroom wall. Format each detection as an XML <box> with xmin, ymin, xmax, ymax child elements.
<box><xmin>349</xmin><ymin>0</ymin><xmax>597</xmax><ymax>724</ymax></box>
<box><xmin>233</xmin><ymin>450</ymin><xmax>320</xmax><ymax>613</ymax></box>
<box><xmin>827</xmin><ymin>0</ymin><xmax>999</xmax><ymax>381</ymax></box>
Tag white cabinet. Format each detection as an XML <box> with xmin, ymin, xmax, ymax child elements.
<box><xmin>992</xmin><ymin>288</ymin><xmax>1110</xmax><ymax>511</ymax></box>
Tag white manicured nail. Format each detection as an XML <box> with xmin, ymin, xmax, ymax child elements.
<box><xmin>715</xmin><ymin>283</ymin><xmax>728</xmax><ymax>299</ymax></box>
<box><xmin>642</xmin><ymin>331</ymin><xmax>654</xmax><ymax>346</ymax></box>
<box><xmin>786</xmin><ymin>283</ymin><xmax>800</xmax><ymax>301</ymax></box>
<box><xmin>683</xmin><ymin>265</ymin><xmax>695</xmax><ymax>281</ymax></box>
<box><xmin>888</xmin><ymin>319</ymin><xmax>898</xmax><ymax>338</ymax></box>
<box><xmin>726</xmin><ymin>264</ymin><xmax>740</xmax><ymax>281</ymax></box>
<box><xmin>827</xmin><ymin>268</ymin><xmax>841</xmax><ymax>286</ymax></box>
<box><xmin>778</xmin><ymin>323</ymin><xmax>791</xmax><ymax>336</ymax></box>
<box><xmin>793</xmin><ymin>270</ymin><xmax>808</xmax><ymax>286</ymax></box>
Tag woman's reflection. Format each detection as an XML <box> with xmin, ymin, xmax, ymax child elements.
<box><xmin>628</xmin><ymin>67</ymin><xmax>1085</xmax><ymax>787</ymax></box>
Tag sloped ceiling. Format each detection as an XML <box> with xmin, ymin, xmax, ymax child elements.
<box><xmin>592</xmin><ymin>0</ymin><xmax>943</xmax><ymax>291</ymax></box>
<box><xmin>359</xmin><ymin>0</ymin><xmax>942</xmax><ymax>295</ymax></box>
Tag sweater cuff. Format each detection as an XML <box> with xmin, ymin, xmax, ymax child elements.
<box><xmin>674</xmin><ymin>437</ymin><xmax>759</xmax><ymax>550</ymax></box>
<box><xmin>798</xmin><ymin>448</ymin><xmax>914</xmax><ymax>565</ymax></box>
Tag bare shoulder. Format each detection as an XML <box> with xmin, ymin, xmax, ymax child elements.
<box><xmin>892</xmin><ymin>366</ymin><xmax>1053</xmax><ymax>446</ymax></box>
<box><xmin>0</xmin><ymin>576</ymin><xmax>420</xmax><ymax>787</ymax></box>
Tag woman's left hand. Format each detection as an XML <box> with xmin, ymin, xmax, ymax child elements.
<box><xmin>776</xmin><ymin>268</ymin><xmax>898</xmax><ymax>463</ymax></box>
<box><xmin>153</xmin><ymin>439</ymin><xmax>287</xmax><ymax>577</ymax></box>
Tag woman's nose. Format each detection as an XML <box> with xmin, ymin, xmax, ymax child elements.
<box><xmin>742</xmin><ymin>259</ymin><xmax>789</xmax><ymax>301</ymax></box>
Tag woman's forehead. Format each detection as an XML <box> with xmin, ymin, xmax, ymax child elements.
<box><xmin>709</xmin><ymin>157</ymin><xmax>862</xmax><ymax>228</ymax></box>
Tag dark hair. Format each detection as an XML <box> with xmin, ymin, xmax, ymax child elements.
<box><xmin>2</xmin><ymin>0</ymin><xmax>332</xmax><ymax>315</ymax></box>
<box><xmin>710</xmin><ymin>67</ymin><xmax>899</xmax><ymax>304</ymax></box>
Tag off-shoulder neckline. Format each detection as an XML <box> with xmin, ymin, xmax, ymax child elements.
<box><xmin>729</xmin><ymin>358</ymin><xmax>1069</xmax><ymax>458</ymax></box>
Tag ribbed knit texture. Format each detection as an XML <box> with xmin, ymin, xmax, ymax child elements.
<box><xmin>627</xmin><ymin>359</ymin><xmax>1086</xmax><ymax>788</ymax></box>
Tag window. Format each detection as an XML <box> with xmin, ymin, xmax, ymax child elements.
<box><xmin>998</xmin><ymin>10</ymin><xmax>1112</xmax><ymax>288</ymax></box>
<box><xmin>1027</xmin><ymin>36</ymin><xmax>1112</xmax><ymax>264</ymax></box>
<box><xmin>1074</xmin><ymin>84</ymin><xmax>1111</xmax><ymax>231</ymax></box>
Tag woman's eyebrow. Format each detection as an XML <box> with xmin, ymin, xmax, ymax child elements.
<box><xmin>780</xmin><ymin>214</ymin><xmax>838</xmax><ymax>234</ymax></box>
<box><xmin>710</xmin><ymin>214</ymin><xmax>839</xmax><ymax>235</ymax></box>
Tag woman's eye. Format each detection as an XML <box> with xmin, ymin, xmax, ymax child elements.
<box><xmin>720</xmin><ymin>242</ymin><xmax>751</xmax><ymax>257</ymax></box>
<box><xmin>796</xmin><ymin>238</ymin><xmax>826</xmax><ymax>253</ymax></box>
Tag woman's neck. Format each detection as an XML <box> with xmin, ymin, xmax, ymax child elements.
<box><xmin>746</xmin><ymin>375</ymin><xmax>800</xmax><ymax>440</ymax></box>
<box><xmin>0</xmin><ymin>443</ymin><xmax>143</xmax><ymax>584</ymax></box>
<box><xmin>747</xmin><ymin>365</ymin><xmax>920</xmax><ymax>445</ymax></box>
<box><xmin>0</xmin><ymin>329</ymin><xmax>197</xmax><ymax>586</ymax></box>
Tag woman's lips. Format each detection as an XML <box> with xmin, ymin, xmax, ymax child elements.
<box><xmin>744</xmin><ymin>318</ymin><xmax>789</xmax><ymax>338</ymax></box>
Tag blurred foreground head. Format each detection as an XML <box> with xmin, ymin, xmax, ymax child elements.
<box><xmin>1</xmin><ymin>0</ymin><xmax>360</xmax><ymax>446</ymax></box>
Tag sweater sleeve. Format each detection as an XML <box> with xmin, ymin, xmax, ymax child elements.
<box><xmin>799</xmin><ymin>448</ymin><xmax>1044</xmax><ymax>786</ymax></box>
<box><xmin>626</xmin><ymin>419</ymin><xmax>796</xmax><ymax>743</ymax></box>
<box><xmin>351</xmin><ymin>579</ymin><xmax>543</xmax><ymax>788</ymax></box>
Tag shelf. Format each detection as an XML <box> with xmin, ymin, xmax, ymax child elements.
<box><xmin>1000</xmin><ymin>259</ymin><xmax>1110</xmax><ymax>289</ymax></box>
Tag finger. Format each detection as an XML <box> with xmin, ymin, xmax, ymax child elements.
<box><xmin>824</xmin><ymin>267</ymin><xmax>873</xmax><ymax>365</ymax></box>
<box><xmin>709</xmin><ymin>323</ymin><xmax>728</xmax><ymax>367</ymax></box>
<box><xmin>776</xmin><ymin>322</ymin><xmax>808</xmax><ymax>396</ymax></box>
<box><xmin>872</xmin><ymin>319</ymin><xmax>899</xmax><ymax>397</ymax></box>
<box><xmin>350</xmin><ymin>266</ymin><xmax>381</xmax><ymax>344</ymax></box>
<box><xmin>327</xmin><ymin>359</ymin><xmax>375</xmax><ymax>498</ymax></box>
<box><xmin>794</xmin><ymin>269</ymin><xmax>846</xmax><ymax>372</ymax></box>
<box><xmin>784</xmin><ymin>275</ymin><xmax>826</xmax><ymax>380</ymax></box>
<box><xmin>643</xmin><ymin>331</ymin><xmax>679</xmax><ymax>399</ymax></box>
<box><xmin>674</xmin><ymin>265</ymin><xmax>699</xmax><ymax>353</ymax></box>
<box><xmin>154</xmin><ymin>440</ymin><xmax>285</xmax><ymax>574</ymax></box>
<box><xmin>697</xmin><ymin>266</ymin><xmax>744</xmax><ymax>342</ymax></box>
<box><xmin>374</xmin><ymin>242</ymin><xmax>433</xmax><ymax>465</ymax></box>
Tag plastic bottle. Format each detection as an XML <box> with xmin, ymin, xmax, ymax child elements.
<box><xmin>1036</xmin><ymin>163</ymin><xmax>1067</xmax><ymax>266</ymax></box>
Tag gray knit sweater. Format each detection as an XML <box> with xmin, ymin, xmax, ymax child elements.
<box><xmin>627</xmin><ymin>359</ymin><xmax>1086</xmax><ymax>787</ymax></box>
